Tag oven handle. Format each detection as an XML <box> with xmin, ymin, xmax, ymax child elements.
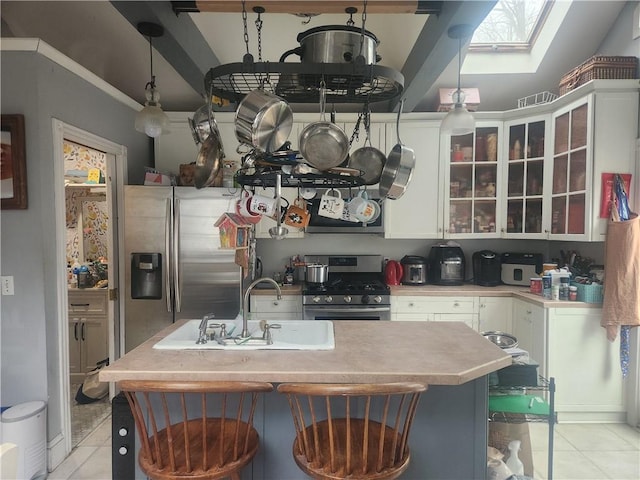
<box><xmin>304</xmin><ymin>307</ymin><xmax>390</xmax><ymax>314</ymax></box>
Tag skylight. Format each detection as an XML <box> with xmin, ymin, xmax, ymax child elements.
<box><xmin>471</xmin><ymin>0</ymin><xmax>552</xmax><ymax>51</ymax></box>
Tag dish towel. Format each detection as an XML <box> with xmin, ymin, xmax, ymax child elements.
<box><xmin>601</xmin><ymin>213</ymin><xmax>640</xmax><ymax>377</ymax></box>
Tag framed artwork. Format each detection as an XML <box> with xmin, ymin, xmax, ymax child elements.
<box><xmin>1</xmin><ymin>114</ymin><xmax>27</xmax><ymax>209</ymax></box>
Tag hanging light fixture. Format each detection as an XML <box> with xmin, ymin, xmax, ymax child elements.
<box><xmin>135</xmin><ymin>22</ymin><xmax>169</xmax><ymax>138</ymax></box>
<box><xmin>440</xmin><ymin>24</ymin><xmax>476</xmax><ymax>136</ymax></box>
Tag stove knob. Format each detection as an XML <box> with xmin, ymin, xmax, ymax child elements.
<box><xmin>373</xmin><ymin>295</ymin><xmax>382</xmax><ymax>304</ymax></box>
<box><xmin>324</xmin><ymin>296</ymin><xmax>333</xmax><ymax>303</ymax></box>
<box><xmin>312</xmin><ymin>296</ymin><xmax>321</xmax><ymax>304</ymax></box>
<box><xmin>343</xmin><ymin>295</ymin><xmax>352</xmax><ymax>303</ymax></box>
<box><xmin>361</xmin><ymin>295</ymin><xmax>370</xmax><ymax>304</ymax></box>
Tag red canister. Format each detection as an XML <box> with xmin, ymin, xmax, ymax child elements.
<box><xmin>530</xmin><ymin>277</ymin><xmax>542</xmax><ymax>295</ymax></box>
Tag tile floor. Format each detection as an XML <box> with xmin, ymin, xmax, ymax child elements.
<box><xmin>49</xmin><ymin>416</ymin><xmax>639</xmax><ymax>480</ymax></box>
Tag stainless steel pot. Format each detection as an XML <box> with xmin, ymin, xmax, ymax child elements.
<box><xmin>305</xmin><ymin>264</ymin><xmax>329</xmax><ymax>284</ymax></box>
<box><xmin>235</xmin><ymin>89</ymin><xmax>293</xmax><ymax>153</ymax></box>
<box><xmin>280</xmin><ymin>25</ymin><xmax>381</xmax><ymax>65</ymax></box>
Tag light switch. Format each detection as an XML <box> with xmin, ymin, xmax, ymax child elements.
<box><xmin>1</xmin><ymin>276</ymin><xmax>14</xmax><ymax>295</ymax></box>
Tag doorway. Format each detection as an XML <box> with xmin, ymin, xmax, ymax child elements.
<box><xmin>53</xmin><ymin>119</ymin><xmax>125</xmax><ymax>458</ymax></box>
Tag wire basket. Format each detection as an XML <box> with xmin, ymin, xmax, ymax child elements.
<box><xmin>559</xmin><ymin>56</ymin><xmax>638</xmax><ymax>95</ymax></box>
<box><xmin>517</xmin><ymin>91</ymin><xmax>558</xmax><ymax>108</ymax></box>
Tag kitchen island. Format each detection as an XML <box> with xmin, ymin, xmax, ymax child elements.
<box><xmin>102</xmin><ymin>320</ymin><xmax>511</xmax><ymax>479</ymax></box>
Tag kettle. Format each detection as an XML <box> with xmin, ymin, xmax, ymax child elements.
<box><xmin>384</xmin><ymin>260</ymin><xmax>403</xmax><ymax>286</ymax></box>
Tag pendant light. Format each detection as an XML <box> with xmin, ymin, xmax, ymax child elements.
<box><xmin>440</xmin><ymin>24</ymin><xmax>475</xmax><ymax>136</ymax></box>
<box><xmin>135</xmin><ymin>22</ymin><xmax>170</xmax><ymax>138</ymax></box>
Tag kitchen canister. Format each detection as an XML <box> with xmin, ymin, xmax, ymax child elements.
<box><xmin>318</xmin><ymin>189</ymin><xmax>344</xmax><ymax>219</ymax></box>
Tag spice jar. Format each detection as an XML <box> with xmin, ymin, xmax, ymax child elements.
<box><xmin>530</xmin><ymin>277</ymin><xmax>542</xmax><ymax>295</ymax></box>
<box><xmin>569</xmin><ymin>285</ymin><xmax>578</xmax><ymax>301</ymax></box>
<box><xmin>452</xmin><ymin>144</ymin><xmax>464</xmax><ymax>162</ymax></box>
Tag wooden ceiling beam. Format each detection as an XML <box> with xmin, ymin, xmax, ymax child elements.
<box><xmin>173</xmin><ymin>1</ymin><xmax>442</xmax><ymax>15</ymax></box>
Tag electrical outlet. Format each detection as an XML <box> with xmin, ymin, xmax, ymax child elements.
<box><xmin>1</xmin><ymin>276</ymin><xmax>15</xmax><ymax>295</ymax></box>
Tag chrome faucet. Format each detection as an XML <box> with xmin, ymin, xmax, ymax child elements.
<box><xmin>196</xmin><ymin>313</ymin><xmax>215</xmax><ymax>344</ymax></box>
<box><xmin>242</xmin><ymin>277</ymin><xmax>282</xmax><ymax>338</ymax></box>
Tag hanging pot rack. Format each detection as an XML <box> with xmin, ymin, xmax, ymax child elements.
<box><xmin>204</xmin><ymin>60</ymin><xmax>404</xmax><ymax>105</ymax></box>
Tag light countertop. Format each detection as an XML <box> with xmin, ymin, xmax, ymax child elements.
<box><xmin>100</xmin><ymin>320</ymin><xmax>511</xmax><ymax>386</ymax></box>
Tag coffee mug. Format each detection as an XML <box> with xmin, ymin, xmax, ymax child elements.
<box><xmin>236</xmin><ymin>191</ymin><xmax>262</xmax><ymax>223</ymax></box>
<box><xmin>248</xmin><ymin>194</ymin><xmax>278</xmax><ymax>217</ymax></box>
<box><xmin>348</xmin><ymin>191</ymin><xmax>380</xmax><ymax>223</ymax></box>
<box><xmin>318</xmin><ymin>189</ymin><xmax>344</xmax><ymax>219</ymax></box>
<box><xmin>284</xmin><ymin>197</ymin><xmax>311</xmax><ymax>228</ymax></box>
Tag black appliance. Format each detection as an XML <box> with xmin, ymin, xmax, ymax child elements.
<box><xmin>302</xmin><ymin>255</ymin><xmax>390</xmax><ymax>320</ymax></box>
<box><xmin>472</xmin><ymin>250</ymin><xmax>502</xmax><ymax>287</ymax></box>
<box><xmin>400</xmin><ymin>255</ymin><xmax>428</xmax><ymax>285</ymax></box>
<box><xmin>427</xmin><ymin>244</ymin><xmax>465</xmax><ymax>285</ymax></box>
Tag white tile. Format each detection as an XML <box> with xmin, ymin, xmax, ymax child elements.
<box><xmin>589</xmin><ymin>450</ymin><xmax>640</xmax><ymax>480</ymax></box>
<box><xmin>556</xmin><ymin>423</ymin><xmax>637</xmax><ymax>451</ymax></box>
<box><xmin>79</xmin><ymin>416</ymin><xmax>112</xmax><ymax>447</ymax></box>
<box><xmin>47</xmin><ymin>446</ymin><xmax>99</xmax><ymax>480</ymax></box>
<box><xmin>603</xmin><ymin>423</ymin><xmax>640</xmax><ymax>449</ymax></box>
<box><xmin>68</xmin><ymin>446</ymin><xmax>112</xmax><ymax>480</ymax></box>
<box><xmin>529</xmin><ymin>422</ymin><xmax>576</xmax><ymax>452</ymax></box>
<box><xmin>545</xmin><ymin>450</ymin><xmax>609</xmax><ymax>480</ymax></box>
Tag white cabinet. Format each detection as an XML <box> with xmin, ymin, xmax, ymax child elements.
<box><xmin>68</xmin><ymin>290</ymin><xmax>108</xmax><ymax>382</ymax></box>
<box><xmin>511</xmin><ymin>298</ymin><xmax>546</xmax><ymax>375</ymax></box>
<box><xmin>548</xmin><ymin>86</ymin><xmax>638</xmax><ymax>241</ymax></box>
<box><xmin>391</xmin><ymin>296</ymin><xmax>477</xmax><ymax>329</ymax></box>
<box><xmin>441</xmin><ymin>121</ymin><xmax>504</xmax><ymax>238</ymax></box>
<box><xmin>249</xmin><ymin>294</ymin><xmax>302</xmax><ymax>320</ymax></box>
<box><xmin>547</xmin><ymin>307</ymin><xmax>625</xmax><ymax>422</ymax></box>
<box><xmin>478</xmin><ymin>297</ymin><xmax>512</xmax><ymax>333</ymax></box>
<box><xmin>384</xmin><ymin>121</ymin><xmax>442</xmax><ymax>238</ymax></box>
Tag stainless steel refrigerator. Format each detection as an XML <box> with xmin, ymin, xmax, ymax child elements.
<box><xmin>123</xmin><ymin>186</ymin><xmax>241</xmax><ymax>352</ymax></box>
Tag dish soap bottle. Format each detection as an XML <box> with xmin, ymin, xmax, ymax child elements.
<box><xmin>505</xmin><ymin>439</ymin><xmax>524</xmax><ymax>476</ymax></box>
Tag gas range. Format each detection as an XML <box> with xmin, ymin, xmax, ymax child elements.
<box><xmin>302</xmin><ymin>255</ymin><xmax>390</xmax><ymax>320</ymax></box>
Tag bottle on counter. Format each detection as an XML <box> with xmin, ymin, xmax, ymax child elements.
<box><xmin>559</xmin><ymin>277</ymin><xmax>570</xmax><ymax>300</ymax></box>
<box><xmin>569</xmin><ymin>285</ymin><xmax>578</xmax><ymax>301</ymax></box>
<box><xmin>542</xmin><ymin>274</ymin><xmax>552</xmax><ymax>299</ymax></box>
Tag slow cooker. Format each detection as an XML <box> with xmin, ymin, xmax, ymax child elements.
<box><xmin>400</xmin><ymin>255</ymin><xmax>428</xmax><ymax>285</ymax></box>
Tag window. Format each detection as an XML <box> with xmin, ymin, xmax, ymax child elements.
<box><xmin>470</xmin><ymin>0</ymin><xmax>553</xmax><ymax>52</ymax></box>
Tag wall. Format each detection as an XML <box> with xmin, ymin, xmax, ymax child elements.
<box><xmin>0</xmin><ymin>46</ymin><xmax>151</xmax><ymax>448</ymax></box>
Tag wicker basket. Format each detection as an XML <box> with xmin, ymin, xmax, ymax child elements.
<box><xmin>559</xmin><ymin>56</ymin><xmax>638</xmax><ymax>95</ymax></box>
<box><xmin>571</xmin><ymin>282</ymin><xmax>603</xmax><ymax>304</ymax></box>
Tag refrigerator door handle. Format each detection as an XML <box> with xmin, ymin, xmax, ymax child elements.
<box><xmin>174</xmin><ymin>199</ymin><xmax>182</xmax><ymax>312</ymax></box>
<box><xmin>165</xmin><ymin>198</ymin><xmax>172</xmax><ymax>313</ymax></box>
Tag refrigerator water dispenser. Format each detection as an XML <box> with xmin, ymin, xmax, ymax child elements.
<box><xmin>131</xmin><ymin>253</ymin><xmax>162</xmax><ymax>299</ymax></box>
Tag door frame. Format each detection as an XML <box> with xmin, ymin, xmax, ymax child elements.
<box><xmin>52</xmin><ymin>119</ymin><xmax>126</xmax><ymax>458</ymax></box>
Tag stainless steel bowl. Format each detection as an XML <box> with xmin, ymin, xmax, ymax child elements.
<box><xmin>481</xmin><ymin>331</ymin><xmax>518</xmax><ymax>349</ymax></box>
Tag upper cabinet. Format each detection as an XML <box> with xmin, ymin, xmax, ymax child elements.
<box><xmin>502</xmin><ymin>114</ymin><xmax>550</xmax><ymax>238</ymax></box>
<box><xmin>442</xmin><ymin>121</ymin><xmax>503</xmax><ymax>238</ymax></box>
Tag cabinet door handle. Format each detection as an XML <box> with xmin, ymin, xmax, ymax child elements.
<box><xmin>453</xmin><ymin>302</ymin><xmax>460</xmax><ymax>307</ymax></box>
<box><xmin>70</xmin><ymin>303</ymin><xmax>90</xmax><ymax>307</ymax></box>
<box><xmin>408</xmin><ymin>302</ymin><xmax>414</xmax><ymax>307</ymax></box>
<box><xmin>81</xmin><ymin>322</ymin><xmax>86</xmax><ymax>341</ymax></box>
<box><xmin>273</xmin><ymin>301</ymin><xmax>279</xmax><ymax>306</ymax></box>
<box><xmin>526</xmin><ymin>309</ymin><xmax>532</xmax><ymax>314</ymax></box>
<box><xmin>74</xmin><ymin>322</ymin><xmax>79</xmax><ymax>341</ymax></box>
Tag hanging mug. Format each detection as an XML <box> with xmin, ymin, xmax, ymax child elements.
<box><xmin>284</xmin><ymin>197</ymin><xmax>311</xmax><ymax>228</ymax></box>
<box><xmin>236</xmin><ymin>190</ymin><xmax>262</xmax><ymax>223</ymax></box>
<box><xmin>318</xmin><ymin>189</ymin><xmax>345</xmax><ymax>219</ymax></box>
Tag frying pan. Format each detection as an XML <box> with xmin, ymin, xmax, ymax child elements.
<box><xmin>298</xmin><ymin>84</ymin><xmax>349</xmax><ymax>171</ymax></box>
<box><xmin>379</xmin><ymin>99</ymin><xmax>415</xmax><ymax>199</ymax></box>
<box><xmin>348</xmin><ymin>110</ymin><xmax>386</xmax><ymax>185</ymax></box>
<box><xmin>194</xmin><ymin>134</ymin><xmax>223</xmax><ymax>189</ymax></box>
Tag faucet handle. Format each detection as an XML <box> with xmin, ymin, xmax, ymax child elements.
<box><xmin>261</xmin><ymin>322</ymin><xmax>281</xmax><ymax>344</ymax></box>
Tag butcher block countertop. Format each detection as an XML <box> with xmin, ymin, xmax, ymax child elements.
<box><xmin>100</xmin><ymin>320</ymin><xmax>511</xmax><ymax>386</ymax></box>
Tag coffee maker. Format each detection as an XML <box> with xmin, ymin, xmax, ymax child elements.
<box><xmin>472</xmin><ymin>250</ymin><xmax>501</xmax><ymax>287</ymax></box>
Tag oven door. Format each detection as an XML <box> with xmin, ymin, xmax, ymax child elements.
<box><xmin>303</xmin><ymin>305</ymin><xmax>390</xmax><ymax>321</ymax></box>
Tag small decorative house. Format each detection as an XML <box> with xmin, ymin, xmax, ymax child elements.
<box><xmin>214</xmin><ymin>213</ymin><xmax>252</xmax><ymax>250</ymax></box>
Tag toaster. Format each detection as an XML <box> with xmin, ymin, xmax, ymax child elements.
<box><xmin>500</xmin><ymin>253</ymin><xmax>543</xmax><ymax>286</ymax></box>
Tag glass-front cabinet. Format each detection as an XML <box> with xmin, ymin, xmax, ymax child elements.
<box><xmin>503</xmin><ymin>115</ymin><xmax>549</xmax><ymax>238</ymax></box>
<box><xmin>550</xmin><ymin>98</ymin><xmax>591</xmax><ymax>239</ymax></box>
<box><xmin>444</xmin><ymin>123</ymin><xmax>502</xmax><ymax>237</ymax></box>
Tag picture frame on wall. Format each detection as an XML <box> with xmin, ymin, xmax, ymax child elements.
<box><xmin>1</xmin><ymin>114</ymin><xmax>28</xmax><ymax>209</ymax></box>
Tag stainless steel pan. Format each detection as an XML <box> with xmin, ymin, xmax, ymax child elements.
<box><xmin>194</xmin><ymin>133</ymin><xmax>223</xmax><ymax>189</ymax></box>
<box><xmin>235</xmin><ymin>88</ymin><xmax>293</xmax><ymax>153</ymax></box>
<box><xmin>379</xmin><ymin>99</ymin><xmax>415</xmax><ymax>199</ymax></box>
<box><xmin>348</xmin><ymin>110</ymin><xmax>386</xmax><ymax>185</ymax></box>
<box><xmin>299</xmin><ymin>85</ymin><xmax>349</xmax><ymax>170</ymax></box>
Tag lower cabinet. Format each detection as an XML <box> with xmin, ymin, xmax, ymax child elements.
<box><xmin>511</xmin><ymin>299</ymin><xmax>546</xmax><ymax>376</ymax></box>
<box><xmin>68</xmin><ymin>290</ymin><xmax>108</xmax><ymax>382</ymax></box>
<box><xmin>547</xmin><ymin>307</ymin><xmax>625</xmax><ymax>422</ymax></box>
<box><xmin>391</xmin><ymin>296</ymin><xmax>477</xmax><ymax>329</ymax></box>
<box><xmin>478</xmin><ymin>297</ymin><xmax>512</xmax><ymax>333</ymax></box>
<box><xmin>249</xmin><ymin>294</ymin><xmax>302</xmax><ymax>320</ymax></box>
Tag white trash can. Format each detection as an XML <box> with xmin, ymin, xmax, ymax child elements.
<box><xmin>1</xmin><ymin>401</ymin><xmax>47</xmax><ymax>480</ymax></box>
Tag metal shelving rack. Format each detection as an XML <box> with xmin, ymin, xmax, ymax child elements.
<box><xmin>235</xmin><ymin>169</ymin><xmax>366</xmax><ymax>189</ymax></box>
<box><xmin>489</xmin><ymin>376</ymin><xmax>556</xmax><ymax>480</ymax></box>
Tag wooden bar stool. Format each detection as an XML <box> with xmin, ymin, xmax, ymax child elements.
<box><xmin>277</xmin><ymin>382</ymin><xmax>427</xmax><ymax>479</ymax></box>
<box><xmin>119</xmin><ymin>380</ymin><xmax>273</xmax><ymax>480</ymax></box>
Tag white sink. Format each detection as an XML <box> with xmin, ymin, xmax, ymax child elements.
<box><xmin>153</xmin><ymin>319</ymin><xmax>335</xmax><ymax>350</ymax></box>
